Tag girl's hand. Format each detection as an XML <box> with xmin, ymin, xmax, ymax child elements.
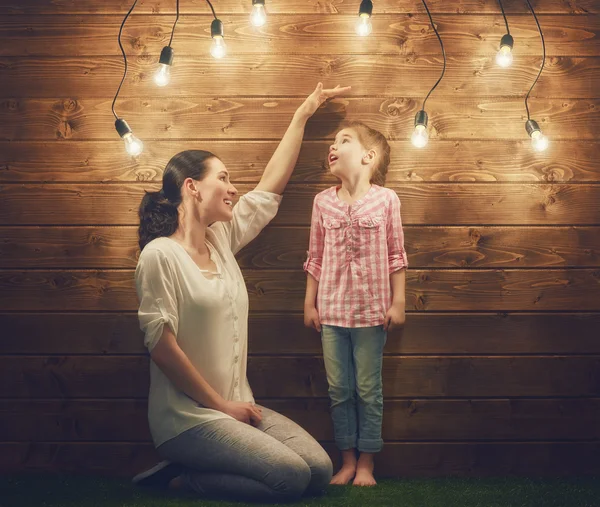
<box><xmin>296</xmin><ymin>82</ymin><xmax>352</xmax><ymax>121</ymax></box>
<box><xmin>384</xmin><ymin>304</ymin><xmax>406</xmax><ymax>331</ymax></box>
<box><xmin>220</xmin><ymin>401</ymin><xmax>262</xmax><ymax>426</ymax></box>
<box><xmin>304</xmin><ymin>305</ymin><xmax>322</xmax><ymax>332</ymax></box>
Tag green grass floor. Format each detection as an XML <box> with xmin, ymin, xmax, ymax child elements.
<box><xmin>2</xmin><ymin>476</ymin><xmax>600</xmax><ymax>507</ymax></box>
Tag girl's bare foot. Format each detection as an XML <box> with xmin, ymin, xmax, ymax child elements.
<box><xmin>330</xmin><ymin>449</ymin><xmax>357</xmax><ymax>485</ymax></box>
<box><xmin>353</xmin><ymin>452</ymin><xmax>376</xmax><ymax>486</ymax></box>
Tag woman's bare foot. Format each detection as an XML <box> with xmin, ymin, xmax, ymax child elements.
<box><xmin>353</xmin><ymin>453</ymin><xmax>376</xmax><ymax>486</ymax></box>
<box><xmin>330</xmin><ymin>449</ymin><xmax>357</xmax><ymax>485</ymax></box>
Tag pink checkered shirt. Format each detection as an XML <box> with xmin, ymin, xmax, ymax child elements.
<box><xmin>303</xmin><ymin>185</ymin><xmax>408</xmax><ymax>328</ymax></box>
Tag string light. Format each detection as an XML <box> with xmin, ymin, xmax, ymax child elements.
<box><xmin>203</xmin><ymin>0</ymin><xmax>227</xmax><ymax>59</ymax></box>
<box><xmin>411</xmin><ymin>0</ymin><xmax>446</xmax><ymax>148</ymax></box>
<box><xmin>524</xmin><ymin>0</ymin><xmax>549</xmax><ymax>152</ymax></box>
<box><xmin>495</xmin><ymin>0</ymin><xmax>513</xmax><ymax>67</ymax></box>
<box><xmin>154</xmin><ymin>0</ymin><xmax>179</xmax><ymax>87</ymax></box>
<box><xmin>251</xmin><ymin>0</ymin><xmax>267</xmax><ymax>27</ymax></box>
<box><xmin>355</xmin><ymin>0</ymin><xmax>373</xmax><ymax>37</ymax></box>
<box><xmin>112</xmin><ymin>0</ymin><xmax>143</xmax><ymax>156</ymax></box>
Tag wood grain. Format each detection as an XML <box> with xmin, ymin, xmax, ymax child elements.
<box><xmin>1</xmin><ymin>268</ymin><xmax>599</xmax><ymax>312</ymax></box>
<box><xmin>2</xmin><ymin>355</ymin><xmax>599</xmax><ymax>399</ymax></box>
<box><xmin>0</xmin><ymin>15</ymin><xmax>597</xmax><ymax>57</ymax></box>
<box><xmin>4</xmin><ymin>312</ymin><xmax>600</xmax><ymax>356</ymax></box>
<box><xmin>3</xmin><ymin>398</ymin><xmax>599</xmax><ymax>442</ymax></box>
<box><xmin>2</xmin><ymin>55</ymin><xmax>599</xmax><ymax>99</ymax></box>
<box><xmin>3</xmin><ymin>140</ymin><xmax>600</xmax><ymax>183</ymax></box>
<box><xmin>2</xmin><ymin>183</ymin><xmax>600</xmax><ymax>226</ymax></box>
<box><xmin>1</xmin><ymin>98</ymin><xmax>598</xmax><ymax>141</ymax></box>
<box><xmin>1</xmin><ymin>0</ymin><xmax>597</xmax><ymax>15</ymax></box>
<box><xmin>2</xmin><ymin>226</ymin><xmax>600</xmax><ymax>269</ymax></box>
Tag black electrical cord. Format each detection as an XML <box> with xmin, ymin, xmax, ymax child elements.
<box><xmin>497</xmin><ymin>0</ymin><xmax>510</xmax><ymax>35</ymax></box>
<box><xmin>420</xmin><ymin>0</ymin><xmax>446</xmax><ymax>111</ymax></box>
<box><xmin>112</xmin><ymin>0</ymin><xmax>140</xmax><ymax>120</ymax></box>
<box><xmin>205</xmin><ymin>0</ymin><xmax>218</xmax><ymax>19</ymax></box>
<box><xmin>524</xmin><ymin>0</ymin><xmax>546</xmax><ymax>120</ymax></box>
<box><xmin>168</xmin><ymin>0</ymin><xmax>180</xmax><ymax>47</ymax></box>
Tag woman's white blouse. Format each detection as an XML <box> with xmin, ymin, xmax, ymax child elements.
<box><xmin>135</xmin><ymin>190</ymin><xmax>282</xmax><ymax>447</ymax></box>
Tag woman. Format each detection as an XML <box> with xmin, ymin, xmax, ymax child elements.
<box><xmin>132</xmin><ymin>83</ymin><xmax>351</xmax><ymax>502</ymax></box>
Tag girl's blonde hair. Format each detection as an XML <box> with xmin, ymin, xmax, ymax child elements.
<box><xmin>342</xmin><ymin>121</ymin><xmax>391</xmax><ymax>186</ymax></box>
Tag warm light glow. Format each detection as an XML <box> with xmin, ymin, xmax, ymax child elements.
<box><xmin>123</xmin><ymin>132</ymin><xmax>143</xmax><ymax>156</ymax></box>
<box><xmin>154</xmin><ymin>64</ymin><xmax>171</xmax><ymax>87</ymax></box>
<box><xmin>210</xmin><ymin>36</ymin><xmax>227</xmax><ymax>59</ymax></box>
<box><xmin>496</xmin><ymin>45</ymin><xmax>513</xmax><ymax>67</ymax></box>
<box><xmin>530</xmin><ymin>129</ymin><xmax>549</xmax><ymax>152</ymax></box>
<box><xmin>411</xmin><ymin>124</ymin><xmax>429</xmax><ymax>148</ymax></box>
<box><xmin>250</xmin><ymin>4</ymin><xmax>267</xmax><ymax>27</ymax></box>
<box><xmin>355</xmin><ymin>13</ymin><xmax>372</xmax><ymax>37</ymax></box>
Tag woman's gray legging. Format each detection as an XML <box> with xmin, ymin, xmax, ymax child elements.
<box><xmin>157</xmin><ymin>405</ymin><xmax>333</xmax><ymax>502</ymax></box>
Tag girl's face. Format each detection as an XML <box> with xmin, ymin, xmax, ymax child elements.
<box><xmin>327</xmin><ymin>128</ymin><xmax>371</xmax><ymax>180</ymax></box>
<box><xmin>188</xmin><ymin>157</ymin><xmax>238</xmax><ymax>223</ymax></box>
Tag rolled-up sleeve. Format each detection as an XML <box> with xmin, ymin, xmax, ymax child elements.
<box><xmin>387</xmin><ymin>191</ymin><xmax>409</xmax><ymax>274</ymax></box>
<box><xmin>220</xmin><ymin>190</ymin><xmax>282</xmax><ymax>255</ymax></box>
<box><xmin>135</xmin><ymin>249</ymin><xmax>179</xmax><ymax>352</ymax></box>
<box><xmin>303</xmin><ymin>195</ymin><xmax>324</xmax><ymax>281</ymax></box>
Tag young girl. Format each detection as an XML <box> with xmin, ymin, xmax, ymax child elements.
<box><xmin>303</xmin><ymin>122</ymin><xmax>408</xmax><ymax>486</ymax></box>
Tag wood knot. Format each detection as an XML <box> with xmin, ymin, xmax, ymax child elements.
<box><xmin>469</xmin><ymin>229</ymin><xmax>481</xmax><ymax>244</ymax></box>
<box><xmin>62</xmin><ymin>99</ymin><xmax>77</xmax><ymax>112</ymax></box>
<box><xmin>57</xmin><ymin>121</ymin><xmax>73</xmax><ymax>139</ymax></box>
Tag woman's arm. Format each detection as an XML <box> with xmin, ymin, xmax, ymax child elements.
<box><xmin>255</xmin><ymin>82</ymin><xmax>351</xmax><ymax>195</ymax></box>
<box><xmin>151</xmin><ymin>326</ymin><xmax>262</xmax><ymax>425</ymax></box>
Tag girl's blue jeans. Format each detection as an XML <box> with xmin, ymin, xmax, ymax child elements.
<box><xmin>320</xmin><ymin>324</ymin><xmax>386</xmax><ymax>453</ymax></box>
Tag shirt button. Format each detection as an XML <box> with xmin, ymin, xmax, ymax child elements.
<box><xmin>234</xmin><ymin>379</ymin><xmax>239</xmax><ymax>387</ymax></box>
<box><xmin>234</xmin><ymin>315</ymin><xmax>238</xmax><ymax>321</ymax></box>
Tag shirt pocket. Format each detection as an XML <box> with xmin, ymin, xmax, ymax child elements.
<box><xmin>323</xmin><ymin>217</ymin><xmax>345</xmax><ymax>248</ymax></box>
<box><xmin>357</xmin><ymin>215</ymin><xmax>384</xmax><ymax>247</ymax></box>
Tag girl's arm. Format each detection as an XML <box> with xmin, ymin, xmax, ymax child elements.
<box><xmin>385</xmin><ymin>268</ymin><xmax>406</xmax><ymax>330</ymax></box>
<box><xmin>303</xmin><ymin>195</ymin><xmax>325</xmax><ymax>331</ymax></box>
<box><xmin>255</xmin><ymin>83</ymin><xmax>351</xmax><ymax>195</ymax></box>
<box><xmin>384</xmin><ymin>191</ymin><xmax>409</xmax><ymax>331</ymax></box>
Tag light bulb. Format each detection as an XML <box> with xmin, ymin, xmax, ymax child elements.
<box><xmin>123</xmin><ymin>132</ymin><xmax>143</xmax><ymax>156</ymax></box>
<box><xmin>155</xmin><ymin>46</ymin><xmax>174</xmax><ymax>87</ymax></box>
<box><xmin>250</xmin><ymin>3</ymin><xmax>267</xmax><ymax>27</ymax></box>
<box><xmin>496</xmin><ymin>45</ymin><xmax>513</xmax><ymax>67</ymax></box>
<box><xmin>210</xmin><ymin>36</ymin><xmax>227</xmax><ymax>58</ymax></box>
<box><xmin>355</xmin><ymin>14</ymin><xmax>372</xmax><ymax>36</ymax></box>
<box><xmin>496</xmin><ymin>34</ymin><xmax>514</xmax><ymax>68</ymax></box>
<box><xmin>411</xmin><ymin>124</ymin><xmax>429</xmax><ymax>148</ymax></box>
<box><xmin>530</xmin><ymin>130</ymin><xmax>549</xmax><ymax>152</ymax></box>
<box><xmin>154</xmin><ymin>64</ymin><xmax>171</xmax><ymax>87</ymax></box>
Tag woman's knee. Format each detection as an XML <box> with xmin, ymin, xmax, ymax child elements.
<box><xmin>269</xmin><ymin>456</ymin><xmax>312</xmax><ymax>501</ymax></box>
<box><xmin>307</xmin><ymin>449</ymin><xmax>333</xmax><ymax>493</ymax></box>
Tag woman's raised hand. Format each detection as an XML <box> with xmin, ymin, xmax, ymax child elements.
<box><xmin>296</xmin><ymin>82</ymin><xmax>352</xmax><ymax>120</ymax></box>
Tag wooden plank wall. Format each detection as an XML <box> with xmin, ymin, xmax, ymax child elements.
<box><xmin>1</xmin><ymin>0</ymin><xmax>599</xmax><ymax>477</ymax></box>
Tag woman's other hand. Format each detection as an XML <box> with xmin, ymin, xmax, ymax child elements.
<box><xmin>220</xmin><ymin>401</ymin><xmax>263</xmax><ymax>425</ymax></box>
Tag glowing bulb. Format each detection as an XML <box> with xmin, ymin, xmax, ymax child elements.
<box><xmin>530</xmin><ymin>129</ymin><xmax>549</xmax><ymax>152</ymax></box>
<box><xmin>496</xmin><ymin>45</ymin><xmax>513</xmax><ymax>67</ymax></box>
<box><xmin>355</xmin><ymin>14</ymin><xmax>372</xmax><ymax>36</ymax></box>
<box><xmin>251</xmin><ymin>3</ymin><xmax>267</xmax><ymax>27</ymax></box>
<box><xmin>154</xmin><ymin>64</ymin><xmax>171</xmax><ymax>87</ymax></box>
<box><xmin>123</xmin><ymin>132</ymin><xmax>143</xmax><ymax>156</ymax></box>
<box><xmin>211</xmin><ymin>36</ymin><xmax>227</xmax><ymax>59</ymax></box>
<box><xmin>411</xmin><ymin>124</ymin><xmax>429</xmax><ymax>148</ymax></box>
